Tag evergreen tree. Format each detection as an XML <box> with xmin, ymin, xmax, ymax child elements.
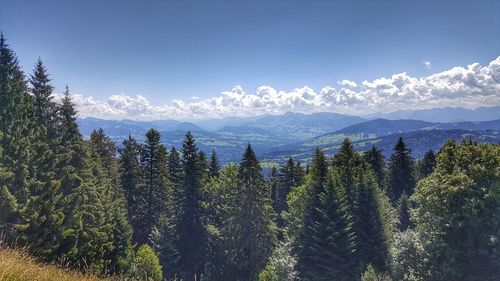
<box><xmin>296</xmin><ymin>148</ymin><xmax>330</xmax><ymax>279</ymax></box>
<box><xmin>275</xmin><ymin>157</ymin><xmax>299</xmax><ymax>229</ymax></box>
<box><xmin>64</xmin><ymin>149</ymin><xmax>116</xmax><ymax>273</ymax></box>
<box><xmin>119</xmin><ymin>135</ymin><xmax>143</xmax><ymax>243</ymax></box>
<box><xmin>397</xmin><ymin>194</ymin><xmax>411</xmax><ymax>231</ymax></box>
<box><xmin>364</xmin><ymin>145</ymin><xmax>386</xmax><ymax>189</ymax></box>
<box><xmin>139</xmin><ymin>129</ymin><xmax>171</xmax><ymax>245</ymax></box>
<box><xmin>209</xmin><ymin>149</ymin><xmax>221</xmax><ymax>178</ymax></box>
<box><xmin>270</xmin><ymin>166</ymin><xmax>279</xmax><ymax>215</ymax></box>
<box><xmin>386</xmin><ymin>137</ymin><xmax>415</xmax><ymax>203</ymax></box>
<box><xmin>351</xmin><ymin>169</ymin><xmax>389</xmax><ymax>273</ymax></box>
<box><xmin>167</xmin><ymin>147</ymin><xmax>182</xmax><ymax>190</ymax></box>
<box><xmin>0</xmin><ymin>33</ymin><xmax>27</xmax><ymax>132</ymax></box>
<box><xmin>416</xmin><ymin>150</ymin><xmax>436</xmax><ymax>180</ymax></box>
<box><xmin>172</xmin><ymin>132</ymin><xmax>208</xmax><ymax>280</ymax></box>
<box><xmin>29</xmin><ymin>58</ymin><xmax>56</xmax><ymax>129</ymax></box>
<box><xmin>224</xmin><ymin>144</ymin><xmax>277</xmax><ymax>280</ymax></box>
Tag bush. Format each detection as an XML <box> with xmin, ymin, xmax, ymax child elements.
<box><xmin>361</xmin><ymin>264</ymin><xmax>393</xmax><ymax>281</ymax></box>
<box><xmin>128</xmin><ymin>244</ymin><xmax>163</xmax><ymax>281</ymax></box>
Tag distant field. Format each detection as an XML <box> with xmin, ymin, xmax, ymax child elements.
<box><xmin>0</xmin><ymin>247</ymin><xmax>113</xmax><ymax>281</ymax></box>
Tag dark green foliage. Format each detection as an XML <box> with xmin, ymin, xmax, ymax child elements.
<box><xmin>119</xmin><ymin>135</ymin><xmax>143</xmax><ymax>243</ymax></box>
<box><xmin>274</xmin><ymin>158</ymin><xmax>302</xmax><ymax>229</ymax></box>
<box><xmin>416</xmin><ymin>149</ymin><xmax>436</xmax><ymax>180</ymax></box>
<box><xmin>29</xmin><ymin>58</ymin><xmax>56</xmax><ymax>128</ymax></box>
<box><xmin>224</xmin><ymin>144</ymin><xmax>277</xmax><ymax>280</ymax></box>
<box><xmin>172</xmin><ymin>132</ymin><xmax>208</xmax><ymax>280</ymax></box>
<box><xmin>296</xmin><ymin>148</ymin><xmax>331</xmax><ymax>279</ymax></box>
<box><xmin>364</xmin><ymin>145</ymin><xmax>386</xmax><ymax>188</ymax></box>
<box><xmin>351</xmin><ymin>170</ymin><xmax>389</xmax><ymax>273</ymax></box>
<box><xmin>139</xmin><ymin>129</ymin><xmax>171</xmax><ymax>246</ymax></box>
<box><xmin>412</xmin><ymin>141</ymin><xmax>500</xmax><ymax>280</ymax></box>
<box><xmin>209</xmin><ymin>149</ymin><xmax>221</xmax><ymax>178</ymax></box>
<box><xmin>396</xmin><ymin>194</ymin><xmax>412</xmax><ymax>231</ymax></box>
<box><xmin>387</xmin><ymin>137</ymin><xmax>415</xmax><ymax>203</ymax></box>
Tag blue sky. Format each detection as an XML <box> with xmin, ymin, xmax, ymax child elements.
<box><xmin>1</xmin><ymin>0</ymin><xmax>499</xmax><ymax>120</ymax></box>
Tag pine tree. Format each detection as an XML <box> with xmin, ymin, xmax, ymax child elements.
<box><xmin>29</xmin><ymin>58</ymin><xmax>56</xmax><ymax>129</ymax></box>
<box><xmin>224</xmin><ymin>144</ymin><xmax>277</xmax><ymax>280</ymax></box>
<box><xmin>364</xmin><ymin>145</ymin><xmax>386</xmax><ymax>189</ymax></box>
<box><xmin>416</xmin><ymin>149</ymin><xmax>436</xmax><ymax>180</ymax></box>
<box><xmin>275</xmin><ymin>157</ymin><xmax>299</xmax><ymax>229</ymax></box>
<box><xmin>172</xmin><ymin>132</ymin><xmax>208</xmax><ymax>280</ymax></box>
<box><xmin>351</xmin><ymin>169</ymin><xmax>389</xmax><ymax>273</ymax></box>
<box><xmin>64</xmin><ymin>149</ymin><xmax>116</xmax><ymax>273</ymax></box>
<box><xmin>386</xmin><ymin>137</ymin><xmax>415</xmax><ymax>203</ymax></box>
<box><xmin>167</xmin><ymin>147</ymin><xmax>182</xmax><ymax>190</ymax></box>
<box><xmin>303</xmin><ymin>175</ymin><xmax>356</xmax><ymax>281</ymax></box>
<box><xmin>88</xmin><ymin>128</ymin><xmax>133</xmax><ymax>273</ymax></box>
<box><xmin>396</xmin><ymin>194</ymin><xmax>411</xmax><ymax>231</ymax></box>
<box><xmin>0</xmin><ymin>33</ymin><xmax>27</xmax><ymax>132</ymax></box>
<box><xmin>296</xmin><ymin>148</ymin><xmax>330</xmax><ymax>279</ymax></box>
<box><xmin>56</xmin><ymin>86</ymin><xmax>85</xmax><ymax>196</ymax></box>
<box><xmin>209</xmin><ymin>149</ymin><xmax>221</xmax><ymax>178</ymax></box>
<box><xmin>119</xmin><ymin>135</ymin><xmax>143</xmax><ymax>243</ymax></box>
<box><xmin>139</xmin><ymin>129</ymin><xmax>171</xmax><ymax>245</ymax></box>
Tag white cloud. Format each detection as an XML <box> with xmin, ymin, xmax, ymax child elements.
<box><xmin>54</xmin><ymin>56</ymin><xmax>500</xmax><ymax>120</ymax></box>
<box><xmin>422</xmin><ymin>60</ymin><xmax>432</xmax><ymax>69</ymax></box>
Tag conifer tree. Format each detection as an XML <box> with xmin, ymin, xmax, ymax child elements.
<box><xmin>275</xmin><ymin>157</ymin><xmax>299</xmax><ymax>229</ymax></box>
<box><xmin>56</xmin><ymin>86</ymin><xmax>85</xmax><ymax>196</ymax></box>
<box><xmin>64</xmin><ymin>148</ymin><xmax>116</xmax><ymax>273</ymax></box>
<box><xmin>386</xmin><ymin>137</ymin><xmax>415</xmax><ymax>203</ymax></box>
<box><xmin>209</xmin><ymin>149</ymin><xmax>221</xmax><ymax>178</ymax></box>
<box><xmin>224</xmin><ymin>144</ymin><xmax>277</xmax><ymax>280</ymax></box>
<box><xmin>296</xmin><ymin>148</ymin><xmax>330</xmax><ymax>279</ymax></box>
<box><xmin>416</xmin><ymin>149</ymin><xmax>436</xmax><ymax>180</ymax></box>
<box><xmin>29</xmin><ymin>58</ymin><xmax>56</xmax><ymax>129</ymax></box>
<box><xmin>270</xmin><ymin>166</ymin><xmax>279</xmax><ymax>215</ymax></box>
<box><xmin>119</xmin><ymin>135</ymin><xmax>143</xmax><ymax>243</ymax></box>
<box><xmin>172</xmin><ymin>132</ymin><xmax>208</xmax><ymax>280</ymax></box>
<box><xmin>396</xmin><ymin>194</ymin><xmax>411</xmax><ymax>231</ymax></box>
<box><xmin>364</xmin><ymin>145</ymin><xmax>386</xmax><ymax>189</ymax></box>
<box><xmin>0</xmin><ymin>33</ymin><xmax>27</xmax><ymax>132</ymax></box>
<box><xmin>167</xmin><ymin>147</ymin><xmax>182</xmax><ymax>190</ymax></box>
<box><xmin>139</xmin><ymin>129</ymin><xmax>171</xmax><ymax>245</ymax></box>
<box><xmin>351</xmin><ymin>169</ymin><xmax>389</xmax><ymax>273</ymax></box>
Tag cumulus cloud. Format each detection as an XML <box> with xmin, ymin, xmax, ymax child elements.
<box><xmin>422</xmin><ymin>60</ymin><xmax>432</xmax><ymax>69</ymax></box>
<box><xmin>54</xmin><ymin>57</ymin><xmax>500</xmax><ymax>120</ymax></box>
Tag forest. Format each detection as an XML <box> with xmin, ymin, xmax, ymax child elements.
<box><xmin>0</xmin><ymin>34</ymin><xmax>499</xmax><ymax>281</ymax></box>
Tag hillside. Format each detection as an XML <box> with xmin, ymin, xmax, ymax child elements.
<box><xmin>0</xmin><ymin>247</ymin><xmax>113</xmax><ymax>281</ymax></box>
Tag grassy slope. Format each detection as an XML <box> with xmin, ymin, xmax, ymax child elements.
<box><xmin>0</xmin><ymin>247</ymin><xmax>113</xmax><ymax>281</ymax></box>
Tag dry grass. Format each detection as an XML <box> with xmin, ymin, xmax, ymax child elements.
<box><xmin>0</xmin><ymin>247</ymin><xmax>114</xmax><ymax>281</ymax></box>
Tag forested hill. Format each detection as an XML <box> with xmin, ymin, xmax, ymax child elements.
<box><xmin>77</xmin><ymin>116</ymin><xmax>500</xmax><ymax>164</ymax></box>
<box><xmin>1</xmin><ymin>34</ymin><xmax>500</xmax><ymax>281</ymax></box>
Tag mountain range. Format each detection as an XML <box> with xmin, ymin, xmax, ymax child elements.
<box><xmin>77</xmin><ymin>106</ymin><xmax>500</xmax><ymax>164</ymax></box>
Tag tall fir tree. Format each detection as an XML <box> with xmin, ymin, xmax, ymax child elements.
<box><xmin>416</xmin><ymin>149</ymin><xmax>436</xmax><ymax>180</ymax></box>
<box><xmin>172</xmin><ymin>132</ymin><xmax>208</xmax><ymax>280</ymax></box>
<box><xmin>296</xmin><ymin>148</ymin><xmax>330</xmax><ymax>279</ymax></box>
<box><xmin>275</xmin><ymin>157</ymin><xmax>300</xmax><ymax>229</ymax></box>
<box><xmin>29</xmin><ymin>58</ymin><xmax>56</xmax><ymax>129</ymax></box>
<box><xmin>386</xmin><ymin>137</ymin><xmax>415</xmax><ymax>203</ymax></box>
<box><xmin>139</xmin><ymin>129</ymin><xmax>171</xmax><ymax>245</ymax></box>
<box><xmin>351</xmin><ymin>169</ymin><xmax>389</xmax><ymax>273</ymax></box>
<box><xmin>119</xmin><ymin>135</ymin><xmax>143</xmax><ymax>243</ymax></box>
<box><xmin>208</xmin><ymin>149</ymin><xmax>221</xmax><ymax>178</ymax></box>
<box><xmin>363</xmin><ymin>145</ymin><xmax>386</xmax><ymax>189</ymax></box>
<box><xmin>224</xmin><ymin>144</ymin><xmax>277</xmax><ymax>280</ymax></box>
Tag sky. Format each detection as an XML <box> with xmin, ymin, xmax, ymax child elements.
<box><xmin>0</xmin><ymin>0</ymin><xmax>499</xmax><ymax>120</ymax></box>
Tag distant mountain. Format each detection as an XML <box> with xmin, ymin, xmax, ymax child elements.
<box><xmin>367</xmin><ymin>106</ymin><xmax>500</xmax><ymax>122</ymax></box>
<box><xmin>262</xmin><ymin>129</ymin><xmax>500</xmax><ymax>163</ymax></box>
<box><xmin>77</xmin><ymin>114</ymin><xmax>499</xmax><ymax>164</ymax></box>
<box><xmin>304</xmin><ymin>118</ymin><xmax>500</xmax><ymax>148</ymax></box>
